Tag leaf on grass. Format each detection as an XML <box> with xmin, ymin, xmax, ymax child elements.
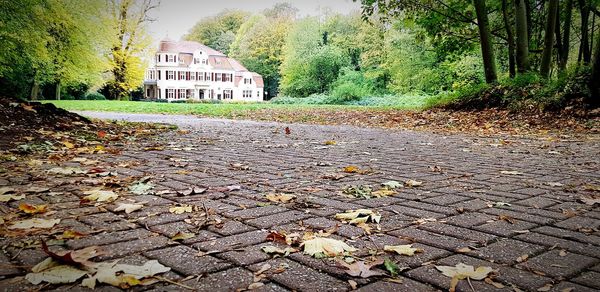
<box><xmin>169</xmin><ymin>205</ymin><xmax>192</xmax><ymax>214</ymax></box>
<box><xmin>0</xmin><ymin>194</ymin><xmax>25</xmax><ymax>202</ymax></box>
<box><xmin>265</xmin><ymin>193</ymin><xmax>296</xmax><ymax>203</ymax></box>
<box><xmin>19</xmin><ymin>202</ymin><xmax>48</xmax><ymax>214</ymax></box>
<box><xmin>26</xmin><ymin>264</ymin><xmax>87</xmax><ymax>285</ymax></box>
<box><xmin>435</xmin><ymin>263</ymin><xmax>495</xmax><ymax>292</ymax></box>
<box><xmin>302</xmin><ymin>237</ymin><xmax>357</xmax><ymax>258</ymax></box>
<box><xmin>500</xmin><ymin>170</ymin><xmax>523</xmax><ymax>175</ymax></box>
<box><xmin>171</xmin><ymin>231</ymin><xmax>195</xmax><ymax>241</ymax></box>
<box><xmin>382</xmin><ymin>181</ymin><xmax>402</xmax><ymax>189</ymax></box>
<box><xmin>405</xmin><ymin>179</ymin><xmax>423</xmax><ymax>187</ymax></box>
<box><xmin>83</xmin><ymin>189</ymin><xmax>118</xmax><ymax>202</ymax></box>
<box><xmin>337</xmin><ymin>259</ymin><xmax>384</xmax><ymax>278</ymax></box>
<box><xmin>8</xmin><ymin>218</ymin><xmax>60</xmax><ymax>229</ymax></box>
<box><xmin>335</xmin><ymin>209</ymin><xmax>381</xmax><ymax>224</ymax></box>
<box><xmin>261</xmin><ymin>245</ymin><xmax>298</xmax><ymax>256</ymax></box>
<box><xmin>114</xmin><ymin>203</ymin><xmax>144</xmax><ymax>214</ymax></box>
<box><xmin>384</xmin><ymin>244</ymin><xmax>423</xmax><ymax>256</ymax></box>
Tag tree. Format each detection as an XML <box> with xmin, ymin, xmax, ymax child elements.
<box><xmin>514</xmin><ymin>0</ymin><xmax>529</xmax><ymax>73</ymax></box>
<box><xmin>105</xmin><ymin>0</ymin><xmax>158</xmax><ymax>100</ymax></box>
<box><xmin>473</xmin><ymin>0</ymin><xmax>498</xmax><ymax>83</ymax></box>
<box><xmin>501</xmin><ymin>0</ymin><xmax>516</xmax><ymax>77</ymax></box>
<box><xmin>540</xmin><ymin>0</ymin><xmax>559</xmax><ymax>78</ymax></box>
<box><xmin>559</xmin><ymin>0</ymin><xmax>574</xmax><ymax>72</ymax></box>
<box><xmin>591</xmin><ymin>24</ymin><xmax>600</xmax><ymax>103</ymax></box>
<box><xmin>184</xmin><ymin>10</ymin><xmax>249</xmax><ymax>55</ymax></box>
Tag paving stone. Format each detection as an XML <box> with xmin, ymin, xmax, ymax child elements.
<box><xmin>67</xmin><ymin>228</ymin><xmax>155</xmax><ymax>249</ymax></box>
<box><xmin>96</xmin><ymin>235</ymin><xmax>171</xmax><ymax>260</ymax></box>
<box><xmin>246</xmin><ymin>210</ymin><xmax>312</xmax><ymax>229</ymax></box>
<box><xmin>517</xmin><ymin>250</ymin><xmax>598</xmax><ymax>279</ymax></box>
<box><xmin>78</xmin><ymin>212</ymin><xmax>135</xmax><ymax>231</ymax></box>
<box><xmin>389</xmin><ymin>227</ymin><xmax>476</xmax><ymax>251</ymax></box>
<box><xmin>0</xmin><ymin>252</ymin><xmax>20</xmax><ymax>276</ymax></box>
<box><xmin>419</xmin><ymin>223</ymin><xmax>497</xmax><ymax>244</ymax></box>
<box><xmin>385</xmin><ymin>205</ymin><xmax>446</xmax><ymax>219</ymax></box>
<box><xmin>513</xmin><ymin>196</ymin><xmax>558</xmax><ymax>208</ymax></box>
<box><xmin>444</xmin><ymin>212</ymin><xmax>496</xmax><ymax>227</ymax></box>
<box><xmin>355</xmin><ymin>278</ymin><xmax>439</xmax><ymax>292</ymax></box>
<box><xmin>472</xmin><ymin>238</ymin><xmax>546</xmax><ymax>265</ymax></box>
<box><xmin>181</xmin><ymin>267</ymin><xmax>255</xmax><ymax>290</ymax></box>
<box><xmin>144</xmin><ymin>245</ymin><xmax>231</xmax><ymax>275</ymax></box>
<box><xmin>554</xmin><ymin>216</ymin><xmax>600</xmax><ymax>231</ymax></box>
<box><xmin>515</xmin><ymin>232</ymin><xmax>600</xmax><ymax>258</ymax></box>
<box><xmin>532</xmin><ymin>225</ymin><xmax>600</xmax><ymax>246</ymax></box>
<box><xmin>474</xmin><ymin>219</ymin><xmax>539</xmax><ymax>237</ymax></box>
<box><xmin>194</xmin><ymin>230</ymin><xmax>268</xmax><ymax>252</ymax></box>
<box><xmin>547</xmin><ymin>281</ymin><xmax>598</xmax><ymax>292</ymax></box>
<box><xmin>216</xmin><ymin>242</ymin><xmax>275</xmax><ymax>266</ymax></box>
<box><xmin>208</xmin><ymin>219</ymin><xmax>256</xmax><ymax>235</ymax></box>
<box><xmin>571</xmin><ymin>271</ymin><xmax>600</xmax><ymax>289</ymax></box>
<box><xmin>249</xmin><ymin>258</ymin><xmax>349</xmax><ymax>291</ymax></box>
<box><xmin>225</xmin><ymin>205</ymin><xmax>289</xmax><ymax>219</ymax></box>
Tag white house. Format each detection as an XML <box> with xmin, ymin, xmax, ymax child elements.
<box><xmin>143</xmin><ymin>38</ymin><xmax>264</xmax><ymax>101</ymax></box>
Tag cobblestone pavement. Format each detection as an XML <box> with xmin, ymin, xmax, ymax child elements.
<box><xmin>2</xmin><ymin>112</ymin><xmax>600</xmax><ymax>291</ymax></box>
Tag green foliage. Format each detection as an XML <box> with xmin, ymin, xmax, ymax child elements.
<box><xmin>184</xmin><ymin>10</ymin><xmax>249</xmax><ymax>54</ymax></box>
<box><xmin>329</xmin><ymin>68</ymin><xmax>378</xmax><ymax>103</ymax></box>
<box><xmin>84</xmin><ymin>92</ymin><xmax>106</xmax><ymax>100</ymax></box>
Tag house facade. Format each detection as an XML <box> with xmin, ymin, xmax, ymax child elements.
<box><xmin>143</xmin><ymin>38</ymin><xmax>264</xmax><ymax>101</ymax></box>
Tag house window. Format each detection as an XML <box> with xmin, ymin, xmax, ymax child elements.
<box><xmin>158</xmin><ymin>70</ymin><xmax>161</xmax><ymax>80</ymax></box>
<box><xmin>198</xmin><ymin>72</ymin><xmax>204</xmax><ymax>81</ymax></box>
<box><xmin>242</xmin><ymin>90</ymin><xmax>252</xmax><ymax>98</ymax></box>
<box><xmin>179</xmin><ymin>89</ymin><xmax>186</xmax><ymax>99</ymax></box>
<box><xmin>257</xmin><ymin>91</ymin><xmax>260</xmax><ymax>97</ymax></box>
<box><xmin>244</xmin><ymin>78</ymin><xmax>252</xmax><ymax>84</ymax></box>
<box><xmin>179</xmin><ymin>71</ymin><xmax>185</xmax><ymax>80</ymax></box>
<box><xmin>207</xmin><ymin>73</ymin><xmax>211</xmax><ymax>81</ymax></box>
<box><xmin>216</xmin><ymin>73</ymin><xmax>222</xmax><ymax>82</ymax></box>
<box><xmin>167</xmin><ymin>71</ymin><xmax>174</xmax><ymax>80</ymax></box>
<box><xmin>194</xmin><ymin>58</ymin><xmax>200</xmax><ymax>64</ymax></box>
<box><xmin>167</xmin><ymin>89</ymin><xmax>174</xmax><ymax>99</ymax></box>
<box><xmin>224</xmin><ymin>90</ymin><xmax>232</xmax><ymax>99</ymax></box>
<box><xmin>186</xmin><ymin>72</ymin><xmax>191</xmax><ymax>80</ymax></box>
<box><xmin>167</xmin><ymin>55</ymin><xmax>174</xmax><ymax>62</ymax></box>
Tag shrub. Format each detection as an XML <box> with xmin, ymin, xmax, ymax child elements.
<box><xmin>84</xmin><ymin>92</ymin><xmax>106</xmax><ymax>100</ymax></box>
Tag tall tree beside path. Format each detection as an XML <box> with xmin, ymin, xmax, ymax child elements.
<box><xmin>514</xmin><ymin>0</ymin><xmax>530</xmax><ymax>73</ymax></box>
<box><xmin>106</xmin><ymin>0</ymin><xmax>158</xmax><ymax>100</ymax></box>
<box><xmin>540</xmin><ymin>0</ymin><xmax>559</xmax><ymax>78</ymax></box>
<box><xmin>473</xmin><ymin>0</ymin><xmax>497</xmax><ymax>83</ymax></box>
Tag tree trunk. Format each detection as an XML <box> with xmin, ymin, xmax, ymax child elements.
<box><xmin>473</xmin><ymin>0</ymin><xmax>498</xmax><ymax>83</ymax></box>
<box><xmin>515</xmin><ymin>0</ymin><xmax>530</xmax><ymax>72</ymax></box>
<box><xmin>30</xmin><ymin>79</ymin><xmax>39</xmax><ymax>101</ymax></box>
<box><xmin>579</xmin><ymin>0</ymin><xmax>591</xmax><ymax>63</ymax></box>
<box><xmin>591</xmin><ymin>26</ymin><xmax>600</xmax><ymax>104</ymax></box>
<box><xmin>55</xmin><ymin>81</ymin><xmax>61</xmax><ymax>100</ymax></box>
<box><xmin>541</xmin><ymin>0</ymin><xmax>559</xmax><ymax>78</ymax></box>
<box><xmin>502</xmin><ymin>0</ymin><xmax>516</xmax><ymax>77</ymax></box>
<box><xmin>560</xmin><ymin>0</ymin><xmax>573</xmax><ymax>71</ymax></box>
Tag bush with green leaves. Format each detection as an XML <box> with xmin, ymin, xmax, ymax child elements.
<box><xmin>84</xmin><ymin>92</ymin><xmax>106</xmax><ymax>100</ymax></box>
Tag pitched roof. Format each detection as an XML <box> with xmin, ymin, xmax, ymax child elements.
<box><xmin>159</xmin><ymin>39</ymin><xmax>225</xmax><ymax>56</ymax></box>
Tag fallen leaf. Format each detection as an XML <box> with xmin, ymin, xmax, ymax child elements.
<box><xmin>169</xmin><ymin>205</ymin><xmax>192</xmax><ymax>214</ymax></box>
<box><xmin>114</xmin><ymin>203</ymin><xmax>144</xmax><ymax>214</ymax></box>
<box><xmin>83</xmin><ymin>189</ymin><xmax>118</xmax><ymax>202</ymax></box>
<box><xmin>516</xmin><ymin>254</ymin><xmax>529</xmax><ymax>263</ymax></box>
<box><xmin>82</xmin><ymin>260</ymin><xmax>170</xmax><ymax>289</ymax></box>
<box><xmin>371</xmin><ymin>189</ymin><xmax>397</xmax><ymax>197</ymax></box>
<box><xmin>302</xmin><ymin>237</ymin><xmax>357</xmax><ymax>258</ymax></box>
<box><xmin>171</xmin><ymin>232</ymin><xmax>195</xmax><ymax>241</ymax></box>
<box><xmin>60</xmin><ymin>230</ymin><xmax>87</xmax><ymax>239</ymax></box>
<box><xmin>484</xmin><ymin>277</ymin><xmax>505</xmax><ymax>288</ymax></box>
<box><xmin>559</xmin><ymin>250</ymin><xmax>567</xmax><ymax>257</ymax></box>
<box><xmin>435</xmin><ymin>263</ymin><xmax>495</xmax><ymax>292</ymax></box>
<box><xmin>26</xmin><ymin>264</ymin><xmax>87</xmax><ymax>285</ymax></box>
<box><xmin>488</xmin><ymin>201</ymin><xmax>512</xmax><ymax>207</ymax></box>
<box><xmin>579</xmin><ymin>196</ymin><xmax>600</xmax><ymax>206</ymax></box>
<box><xmin>261</xmin><ymin>245</ymin><xmax>297</xmax><ymax>256</ymax></box>
<box><xmin>456</xmin><ymin>247</ymin><xmax>472</xmax><ymax>253</ymax></box>
<box><xmin>284</xmin><ymin>127</ymin><xmax>291</xmax><ymax>135</ymax></box>
<box><xmin>19</xmin><ymin>202</ymin><xmax>48</xmax><ymax>214</ymax></box>
<box><xmin>383</xmin><ymin>258</ymin><xmax>401</xmax><ymax>277</ymax></box>
<box><xmin>97</xmin><ymin>130</ymin><xmax>107</xmax><ymax>139</ymax></box>
<box><xmin>537</xmin><ymin>283</ymin><xmax>553</xmax><ymax>292</ymax></box>
<box><xmin>324</xmin><ymin>140</ymin><xmax>337</xmax><ymax>145</ymax></box>
<box><xmin>343</xmin><ymin>166</ymin><xmax>360</xmax><ymax>173</ymax></box>
<box><xmin>0</xmin><ymin>186</ymin><xmax>15</xmax><ymax>195</ymax></box>
<box><xmin>382</xmin><ymin>180</ymin><xmax>402</xmax><ymax>189</ymax></box>
<box><xmin>265</xmin><ymin>193</ymin><xmax>296</xmax><ymax>203</ymax></box>
<box><xmin>8</xmin><ymin>218</ymin><xmax>60</xmax><ymax>229</ymax></box>
<box><xmin>41</xmin><ymin>242</ymin><xmax>103</xmax><ymax>266</ymax></box>
<box><xmin>348</xmin><ymin>279</ymin><xmax>358</xmax><ymax>290</ymax></box>
<box><xmin>62</xmin><ymin>141</ymin><xmax>75</xmax><ymax>149</ymax></box>
<box><xmin>335</xmin><ymin>209</ymin><xmax>381</xmax><ymax>224</ymax></box>
<box><xmin>0</xmin><ymin>194</ymin><xmax>25</xmax><ymax>202</ymax></box>
<box><xmin>247</xmin><ymin>282</ymin><xmax>264</xmax><ymax>290</ymax></box>
<box><xmin>384</xmin><ymin>244</ymin><xmax>423</xmax><ymax>256</ymax></box>
<box><xmin>47</xmin><ymin>167</ymin><xmax>86</xmax><ymax>175</ymax></box>
<box><xmin>342</xmin><ymin>185</ymin><xmax>373</xmax><ymax>199</ymax></box>
<box><xmin>405</xmin><ymin>179</ymin><xmax>423</xmax><ymax>187</ymax></box>
<box><xmin>337</xmin><ymin>259</ymin><xmax>384</xmax><ymax>278</ymax></box>
<box><xmin>178</xmin><ymin>187</ymin><xmax>206</xmax><ymax>196</ymax></box>
<box><xmin>129</xmin><ymin>181</ymin><xmax>153</xmax><ymax>195</ymax></box>
<box><xmin>500</xmin><ymin>170</ymin><xmax>523</xmax><ymax>175</ymax></box>
<box><xmin>499</xmin><ymin>214</ymin><xmax>516</xmax><ymax>224</ymax></box>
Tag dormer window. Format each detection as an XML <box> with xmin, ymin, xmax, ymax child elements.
<box><xmin>194</xmin><ymin>58</ymin><xmax>200</xmax><ymax>64</ymax></box>
<box><xmin>167</xmin><ymin>54</ymin><xmax>175</xmax><ymax>62</ymax></box>
<box><xmin>244</xmin><ymin>78</ymin><xmax>252</xmax><ymax>84</ymax></box>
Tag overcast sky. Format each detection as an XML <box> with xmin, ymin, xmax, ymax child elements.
<box><xmin>147</xmin><ymin>0</ymin><xmax>361</xmax><ymax>43</ymax></box>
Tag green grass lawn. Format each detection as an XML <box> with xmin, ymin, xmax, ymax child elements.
<box><xmin>46</xmin><ymin>99</ymin><xmax>424</xmax><ymax>118</ymax></box>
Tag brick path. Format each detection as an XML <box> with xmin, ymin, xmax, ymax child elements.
<box><xmin>2</xmin><ymin>112</ymin><xmax>600</xmax><ymax>291</ymax></box>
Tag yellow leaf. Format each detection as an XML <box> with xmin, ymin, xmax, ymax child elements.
<box><xmin>61</xmin><ymin>230</ymin><xmax>87</xmax><ymax>239</ymax></box>
<box><xmin>302</xmin><ymin>237</ymin><xmax>357</xmax><ymax>258</ymax></box>
<box><xmin>19</xmin><ymin>202</ymin><xmax>48</xmax><ymax>214</ymax></box>
<box><xmin>335</xmin><ymin>209</ymin><xmax>381</xmax><ymax>224</ymax></box>
<box><xmin>114</xmin><ymin>203</ymin><xmax>144</xmax><ymax>214</ymax></box>
<box><xmin>435</xmin><ymin>263</ymin><xmax>495</xmax><ymax>292</ymax></box>
<box><xmin>371</xmin><ymin>189</ymin><xmax>397</xmax><ymax>197</ymax></box>
<box><xmin>171</xmin><ymin>231</ymin><xmax>195</xmax><ymax>241</ymax></box>
<box><xmin>343</xmin><ymin>166</ymin><xmax>360</xmax><ymax>173</ymax></box>
<box><xmin>62</xmin><ymin>141</ymin><xmax>75</xmax><ymax>149</ymax></box>
<box><xmin>83</xmin><ymin>189</ymin><xmax>118</xmax><ymax>202</ymax></box>
<box><xmin>169</xmin><ymin>205</ymin><xmax>192</xmax><ymax>214</ymax></box>
<box><xmin>265</xmin><ymin>193</ymin><xmax>296</xmax><ymax>203</ymax></box>
<box><xmin>0</xmin><ymin>194</ymin><xmax>25</xmax><ymax>202</ymax></box>
<box><xmin>384</xmin><ymin>244</ymin><xmax>423</xmax><ymax>256</ymax></box>
<box><xmin>405</xmin><ymin>179</ymin><xmax>423</xmax><ymax>187</ymax></box>
<box><xmin>324</xmin><ymin>140</ymin><xmax>337</xmax><ymax>145</ymax></box>
<box><xmin>8</xmin><ymin>218</ymin><xmax>60</xmax><ymax>229</ymax></box>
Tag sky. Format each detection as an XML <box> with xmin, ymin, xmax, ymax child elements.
<box><xmin>147</xmin><ymin>0</ymin><xmax>361</xmax><ymax>43</ymax></box>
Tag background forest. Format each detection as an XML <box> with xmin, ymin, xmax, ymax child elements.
<box><xmin>1</xmin><ymin>0</ymin><xmax>599</xmax><ymax>109</ymax></box>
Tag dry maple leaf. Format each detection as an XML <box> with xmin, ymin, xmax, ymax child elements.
<box><xmin>26</xmin><ymin>264</ymin><xmax>87</xmax><ymax>285</ymax></box>
<box><xmin>114</xmin><ymin>203</ymin><xmax>144</xmax><ymax>214</ymax></box>
<box><xmin>384</xmin><ymin>244</ymin><xmax>423</xmax><ymax>256</ymax></box>
<box><xmin>337</xmin><ymin>259</ymin><xmax>384</xmax><ymax>278</ymax></box>
<box><xmin>19</xmin><ymin>202</ymin><xmax>48</xmax><ymax>214</ymax></box>
<box><xmin>335</xmin><ymin>209</ymin><xmax>381</xmax><ymax>224</ymax></box>
<box><xmin>265</xmin><ymin>193</ymin><xmax>296</xmax><ymax>203</ymax></box>
<box><xmin>343</xmin><ymin>166</ymin><xmax>360</xmax><ymax>173</ymax></box>
<box><xmin>371</xmin><ymin>189</ymin><xmax>397</xmax><ymax>197</ymax></box>
<box><xmin>8</xmin><ymin>218</ymin><xmax>60</xmax><ymax>229</ymax></box>
<box><xmin>435</xmin><ymin>263</ymin><xmax>495</xmax><ymax>292</ymax></box>
<box><xmin>41</xmin><ymin>241</ymin><xmax>103</xmax><ymax>266</ymax></box>
<box><xmin>82</xmin><ymin>260</ymin><xmax>170</xmax><ymax>289</ymax></box>
<box><xmin>301</xmin><ymin>237</ymin><xmax>357</xmax><ymax>258</ymax></box>
<box><xmin>83</xmin><ymin>189</ymin><xmax>118</xmax><ymax>202</ymax></box>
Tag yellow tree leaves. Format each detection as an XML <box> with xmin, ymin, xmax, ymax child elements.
<box><xmin>301</xmin><ymin>237</ymin><xmax>357</xmax><ymax>258</ymax></box>
<box><xmin>384</xmin><ymin>244</ymin><xmax>424</xmax><ymax>256</ymax></box>
<box><xmin>436</xmin><ymin>263</ymin><xmax>495</xmax><ymax>292</ymax></box>
<box><xmin>83</xmin><ymin>189</ymin><xmax>118</xmax><ymax>202</ymax></box>
<box><xmin>8</xmin><ymin>218</ymin><xmax>60</xmax><ymax>230</ymax></box>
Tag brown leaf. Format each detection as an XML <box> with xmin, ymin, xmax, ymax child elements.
<box><xmin>19</xmin><ymin>202</ymin><xmax>48</xmax><ymax>214</ymax></box>
<box><xmin>337</xmin><ymin>259</ymin><xmax>384</xmax><ymax>278</ymax></box>
<box><xmin>41</xmin><ymin>241</ymin><xmax>103</xmax><ymax>266</ymax></box>
<box><xmin>284</xmin><ymin>127</ymin><xmax>291</xmax><ymax>135</ymax></box>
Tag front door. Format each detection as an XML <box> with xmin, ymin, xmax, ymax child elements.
<box><xmin>198</xmin><ymin>89</ymin><xmax>204</xmax><ymax>99</ymax></box>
